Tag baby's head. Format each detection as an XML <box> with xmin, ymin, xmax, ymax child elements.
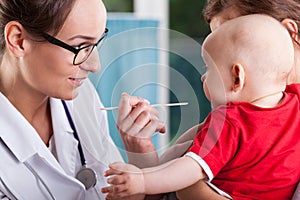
<box><xmin>201</xmin><ymin>14</ymin><xmax>294</xmax><ymax>108</ymax></box>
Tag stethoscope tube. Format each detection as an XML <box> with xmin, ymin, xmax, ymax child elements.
<box><xmin>61</xmin><ymin>100</ymin><xmax>97</xmax><ymax>190</ymax></box>
<box><xmin>1</xmin><ymin>101</ymin><xmax>99</xmax><ymax>200</ymax></box>
<box><xmin>61</xmin><ymin>100</ymin><xmax>86</xmax><ymax>166</ymax></box>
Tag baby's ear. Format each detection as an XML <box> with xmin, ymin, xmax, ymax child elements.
<box><xmin>232</xmin><ymin>63</ymin><xmax>245</xmax><ymax>92</ymax></box>
<box><xmin>281</xmin><ymin>19</ymin><xmax>298</xmax><ymax>44</ymax></box>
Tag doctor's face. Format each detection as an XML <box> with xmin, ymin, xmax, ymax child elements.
<box><xmin>24</xmin><ymin>0</ymin><xmax>107</xmax><ymax>100</ymax></box>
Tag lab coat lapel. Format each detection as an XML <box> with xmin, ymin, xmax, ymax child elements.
<box><xmin>0</xmin><ymin>93</ymin><xmax>60</xmax><ymax>168</ymax></box>
<box><xmin>0</xmin><ymin>148</ymin><xmax>85</xmax><ymax>200</ymax></box>
<box><xmin>25</xmin><ymin>153</ymin><xmax>85</xmax><ymax>199</ymax></box>
<box><xmin>50</xmin><ymin>98</ymin><xmax>80</xmax><ymax>176</ymax></box>
<box><xmin>0</xmin><ymin>94</ymin><xmax>86</xmax><ymax>199</ymax></box>
<box><xmin>0</xmin><ymin>94</ymin><xmax>79</xmax><ymax>175</ymax></box>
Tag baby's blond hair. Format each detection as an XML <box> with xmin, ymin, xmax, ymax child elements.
<box><xmin>204</xmin><ymin>14</ymin><xmax>294</xmax><ymax>84</ymax></box>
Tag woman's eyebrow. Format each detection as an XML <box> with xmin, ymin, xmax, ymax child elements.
<box><xmin>68</xmin><ymin>35</ymin><xmax>96</xmax><ymax>42</ymax></box>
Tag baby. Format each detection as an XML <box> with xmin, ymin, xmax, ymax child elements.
<box><xmin>102</xmin><ymin>14</ymin><xmax>300</xmax><ymax>200</ymax></box>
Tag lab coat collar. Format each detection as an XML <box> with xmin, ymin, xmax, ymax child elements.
<box><xmin>50</xmin><ymin>98</ymin><xmax>80</xmax><ymax>176</ymax></box>
<box><xmin>0</xmin><ymin>92</ymin><xmax>48</xmax><ymax>162</ymax></box>
<box><xmin>50</xmin><ymin>98</ymin><xmax>73</xmax><ymax>134</ymax></box>
<box><xmin>0</xmin><ymin>93</ymin><xmax>77</xmax><ymax>171</ymax></box>
<box><xmin>0</xmin><ymin>94</ymin><xmax>87</xmax><ymax>197</ymax></box>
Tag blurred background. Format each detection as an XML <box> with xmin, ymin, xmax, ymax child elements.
<box><xmin>90</xmin><ymin>0</ymin><xmax>212</xmax><ymax>159</ymax></box>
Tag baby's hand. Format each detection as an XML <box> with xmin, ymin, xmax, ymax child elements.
<box><xmin>101</xmin><ymin>162</ymin><xmax>145</xmax><ymax>199</ymax></box>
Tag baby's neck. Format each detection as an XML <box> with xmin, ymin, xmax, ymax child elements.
<box><xmin>250</xmin><ymin>91</ymin><xmax>284</xmax><ymax>108</ymax></box>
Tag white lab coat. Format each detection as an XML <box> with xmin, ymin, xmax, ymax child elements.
<box><xmin>0</xmin><ymin>80</ymin><xmax>123</xmax><ymax>200</ymax></box>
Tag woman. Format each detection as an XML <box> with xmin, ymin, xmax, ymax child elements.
<box><xmin>117</xmin><ymin>0</ymin><xmax>300</xmax><ymax>199</ymax></box>
<box><xmin>0</xmin><ymin>0</ymin><xmax>135</xmax><ymax>199</ymax></box>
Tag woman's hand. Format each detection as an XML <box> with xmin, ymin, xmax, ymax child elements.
<box><xmin>117</xmin><ymin>93</ymin><xmax>166</xmax><ymax>167</ymax></box>
<box><xmin>117</xmin><ymin>93</ymin><xmax>166</xmax><ymax>143</ymax></box>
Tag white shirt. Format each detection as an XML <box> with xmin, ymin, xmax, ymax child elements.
<box><xmin>0</xmin><ymin>79</ymin><xmax>123</xmax><ymax>200</ymax></box>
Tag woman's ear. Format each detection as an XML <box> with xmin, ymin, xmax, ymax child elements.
<box><xmin>232</xmin><ymin>63</ymin><xmax>245</xmax><ymax>92</ymax></box>
<box><xmin>4</xmin><ymin>21</ymin><xmax>27</xmax><ymax>57</ymax></box>
<box><xmin>281</xmin><ymin>19</ymin><xmax>299</xmax><ymax>44</ymax></box>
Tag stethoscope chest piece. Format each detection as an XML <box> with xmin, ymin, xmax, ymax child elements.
<box><xmin>62</xmin><ymin>100</ymin><xmax>98</xmax><ymax>190</ymax></box>
<box><xmin>76</xmin><ymin>166</ymin><xmax>97</xmax><ymax>190</ymax></box>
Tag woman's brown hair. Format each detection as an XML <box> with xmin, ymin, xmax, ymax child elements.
<box><xmin>203</xmin><ymin>0</ymin><xmax>300</xmax><ymax>30</ymax></box>
<box><xmin>0</xmin><ymin>0</ymin><xmax>76</xmax><ymax>54</ymax></box>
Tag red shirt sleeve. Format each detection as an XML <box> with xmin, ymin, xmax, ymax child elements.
<box><xmin>188</xmin><ymin>108</ymin><xmax>239</xmax><ymax>176</ymax></box>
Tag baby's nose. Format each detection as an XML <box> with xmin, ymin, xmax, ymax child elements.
<box><xmin>201</xmin><ymin>73</ymin><xmax>207</xmax><ymax>82</ymax></box>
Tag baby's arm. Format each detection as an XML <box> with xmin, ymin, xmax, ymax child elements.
<box><xmin>101</xmin><ymin>156</ymin><xmax>207</xmax><ymax>199</ymax></box>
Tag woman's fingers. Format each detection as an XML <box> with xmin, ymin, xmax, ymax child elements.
<box><xmin>125</xmin><ymin>109</ymin><xmax>152</xmax><ymax>137</ymax></box>
<box><xmin>117</xmin><ymin>93</ymin><xmax>153</xmax><ymax>135</ymax></box>
<box><xmin>141</xmin><ymin>118</ymin><xmax>166</xmax><ymax>135</ymax></box>
<box><xmin>116</xmin><ymin>93</ymin><xmax>166</xmax><ymax>157</ymax></box>
<box><xmin>117</xmin><ymin>93</ymin><xmax>149</xmax><ymax>122</ymax></box>
<box><xmin>118</xmin><ymin>101</ymin><xmax>165</xmax><ymax>138</ymax></box>
<box><xmin>118</xmin><ymin>102</ymin><xmax>151</xmax><ymax>135</ymax></box>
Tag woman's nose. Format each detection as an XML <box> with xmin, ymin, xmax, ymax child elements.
<box><xmin>79</xmin><ymin>49</ymin><xmax>101</xmax><ymax>73</ymax></box>
<box><xmin>80</xmin><ymin>62</ymin><xmax>100</xmax><ymax>73</ymax></box>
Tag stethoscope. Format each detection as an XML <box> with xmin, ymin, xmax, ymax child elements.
<box><xmin>61</xmin><ymin>100</ymin><xmax>98</xmax><ymax>190</ymax></box>
<box><xmin>20</xmin><ymin>101</ymin><xmax>99</xmax><ymax>200</ymax></box>
<box><xmin>0</xmin><ymin>100</ymin><xmax>101</xmax><ymax>200</ymax></box>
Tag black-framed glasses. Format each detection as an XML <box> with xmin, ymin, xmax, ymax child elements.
<box><xmin>42</xmin><ymin>28</ymin><xmax>108</xmax><ymax>65</ymax></box>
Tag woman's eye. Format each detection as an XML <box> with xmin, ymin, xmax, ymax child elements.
<box><xmin>84</xmin><ymin>46</ymin><xmax>93</xmax><ymax>52</ymax></box>
<box><xmin>74</xmin><ymin>42</ymin><xmax>88</xmax><ymax>49</ymax></box>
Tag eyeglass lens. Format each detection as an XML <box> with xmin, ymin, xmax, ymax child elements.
<box><xmin>74</xmin><ymin>33</ymin><xmax>107</xmax><ymax>65</ymax></box>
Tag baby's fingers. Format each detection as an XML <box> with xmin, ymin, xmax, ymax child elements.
<box><xmin>107</xmin><ymin>175</ymin><xmax>126</xmax><ymax>185</ymax></box>
<box><xmin>104</xmin><ymin>168</ymin><xmax>122</xmax><ymax>177</ymax></box>
<box><xmin>105</xmin><ymin>192</ymin><xmax>126</xmax><ymax>200</ymax></box>
<box><xmin>101</xmin><ymin>184</ymin><xmax>126</xmax><ymax>193</ymax></box>
<box><xmin>104</xmin><ymin>162</ymin><xmax>127</xmax><ymax>177</ymax></box>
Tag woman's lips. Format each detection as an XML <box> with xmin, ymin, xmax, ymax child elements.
<box><xmin>69</xmin><ymin>77</ymin><xmax>86</xmax><ymax>87</ymax></box>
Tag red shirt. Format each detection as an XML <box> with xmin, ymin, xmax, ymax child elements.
<box><xmin>188</xmin><ymin>84</ymin><xmax>300</xmax><ymax>200</ymax></box>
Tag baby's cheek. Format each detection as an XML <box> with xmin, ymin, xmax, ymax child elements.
<box><xmin>203</xmin><ymin>83</ymin><xmax>211</xmax><ymax>101</ymax></box>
